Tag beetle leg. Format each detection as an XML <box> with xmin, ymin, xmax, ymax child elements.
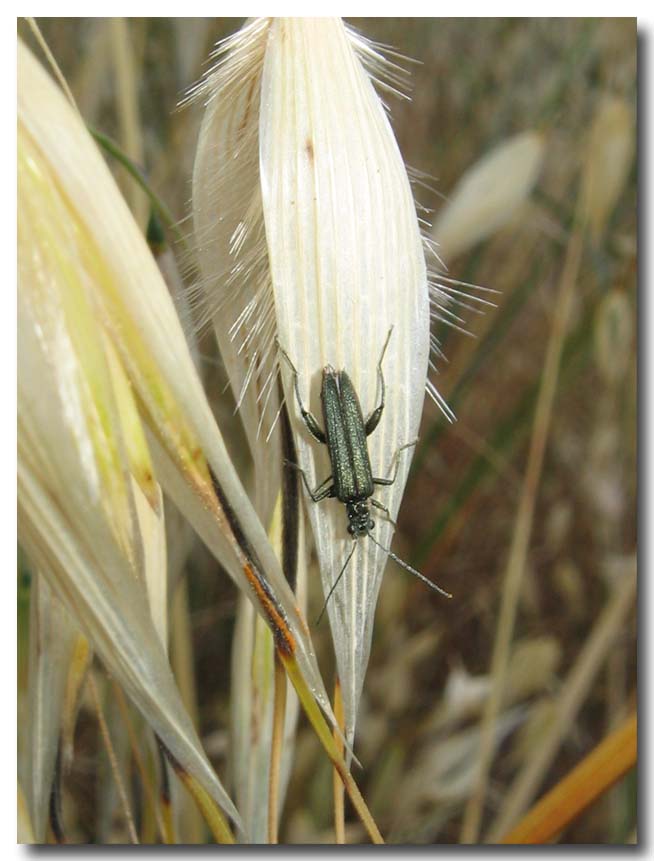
<box><xmin>365</xmin><ymin>327</ymin><xmax>393</xmax><ymax>436</ymax></box>
<box><xmin>373</xmin><ymin>438</ymin><xmax>419</xmax><ymax>486</ymax></box>
<box><xmin>284</xmin><ymin>460</ymin><xmax>334</xmax><ymax>502</ymax></box>
<box><xmin>310</xmin><ymin>474</ymin><xmax>335</xmax><ymax>499</ymax></box>
<box><xmin>277</xmin><ymin>343</ymin><xmax>327</xmax><ymax>443</ymax></box>
<box><xmin>370</xmin><ymin>497</ymin><xmax>397</xmax><ymax>526</ymax></box>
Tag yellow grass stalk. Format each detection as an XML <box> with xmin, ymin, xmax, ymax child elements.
<box><xmin>487</xmin><ymin>565</ymin><xmax>637</xmax><ymax>842</ymax></box>
<box><xmin>281</xmin><ymin>654</ymin><xmax>384</xmax><ymax>844</ymax></box>
<box><xmin>333</xmin><ymin>679</ymin><xmax>346</xmax><ymax>844</ymax></box>
<box><xmin>109</xmin><ymin>18</ymin><xmax>148</xmax><ymax>227</ymax></box>
<box><xmin>267</xmin><ymin>655</ymin><xmax>288</xmax><ymax>843</ymax></box>
<box><xmin>460</xmin><ymin>208</ymin><xmax>586</xmax><ymax>844</ymax></box>
<box><xmin>501</xmin><ymin>712</ymin><xmax>637</xmax><ymax>844</ymax></box>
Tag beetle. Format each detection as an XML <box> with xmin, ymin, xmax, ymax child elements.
<box><xmin>278</xmin><ymin>328</ymin><xmax>451</xmax><ymax>615</ymax></box>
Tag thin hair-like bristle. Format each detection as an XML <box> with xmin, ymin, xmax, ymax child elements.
<box><xmin>182</xmin><ymin>18</ymin><xmax>272</xmax><ymax>107</ymax></box>
<box><xmin>407</xmin><ymin>165</ymin><xmax>444</xmax><ymax>198</ymax></box>
<box><xmin>426</xmin><ymin>379</ymin><xmax>456</xmax><ymax>423</ymax></box>
<box><xmin>346</xmin><ymin>24</ymin><xmax>414</xmax><ymax>102</ymax></box>
<box><xmin>184</xmin><ymin>17</ymin><xmax>283</xmax><ymax>443</ymax></box>
<box><xmin>417</xmin><ymin>212</ymin><xmax>497</xmax><ymax>421</ymax></box>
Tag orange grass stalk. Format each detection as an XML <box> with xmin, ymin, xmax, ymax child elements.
<box><xmin>501</xmin><ymin>713</ymin><xmax>637</xmax><ymax>844</ymax></box>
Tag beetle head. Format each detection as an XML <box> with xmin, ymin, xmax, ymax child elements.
<box><xmin>346</xmin><ymin>500</ymin><xmax>374</xmax><ymax>537</ymax></box>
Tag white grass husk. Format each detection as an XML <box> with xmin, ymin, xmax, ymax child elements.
<box><xmin>18</xmin><ymin>38</ymin><xmax>334</xmax><ymax>730</ymax></box>
<box><xmin>261</xmin><ymin>19</ymin><xmax>430</xmax><ymax>746</ymax></box>
<box><xmin>581</xmin><ymin>97</ymin><xmax>635</xmax><ymax>244</ymax></box>
<box><xmin>432</xmin><ymin>131</ymin><xmax>545</xmax><ymax>261</ymax></box>
<box><xmin>191</xmin><ymin>18</ymin><xmax>430</xmax><ymax>745</ymax></box>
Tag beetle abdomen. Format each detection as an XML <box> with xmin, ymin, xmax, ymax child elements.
<box><xmin>321</xmin><ymin>367</ymin><xmax>373</xmax><ymax>503</ymax></box>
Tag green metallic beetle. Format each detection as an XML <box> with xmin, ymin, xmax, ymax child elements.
<box><xmin>278</xmin><ymin>328</ymin><xmax>451</xmax><ymax>612</ymax></box>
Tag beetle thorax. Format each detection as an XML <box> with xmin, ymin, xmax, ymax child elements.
<box><xmin>346</xmin><ymin>500</ymin><xmax>374</xmax><ymax>536</ymax></box>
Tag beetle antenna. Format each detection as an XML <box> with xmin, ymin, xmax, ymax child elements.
<box><xmin>316</xmin><ymin>542</ymin><xmax>357</xmax><ymax>625</ymax></box>
<box><xmin>368</xmin><ymin>534</ymin><xmax>452</xmax><ymax>598</ymax></box>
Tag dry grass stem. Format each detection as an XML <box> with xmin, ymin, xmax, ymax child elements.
<box><xmin>164</xmin><ymin>754</ymin><xmax>236</xmax><ymax>844</ymax></box>
<box><xmin>25</xmin><ymin>17</ymin><xmax>78</xmax><ymax>109</ymax></box>
<box><xmin>460</xmin><ymin>215</ymin><xmax>586</xmax><ymax>844</ymax></box>
<box><xmin>487</xmin><ymin>566</ymin><xmax>637</xmax><ymax>841</ymax></box>
<box><xmin>170</xmin><ymin>581</ymin><xmax>200</xmax><ymax>734</ymax></box>
<box><xmin>89</xmin><ymin>674</ymin><xmax>139</xmax><ymax>844</ymax></box>
<box><xmin>267</xmin><ymin>655</ymin><xmax>287</xmax><ymax>844</ymax></box>
<box><xmin>281</xmin><ymin>656</ymin><xmax>384</xmax><ymax>844</ymax></box>
<box><xmin>333</xmin><ymin>680</ymin><xmax>346</xmax><ymax>844</ymax></box>
<box><xmin>501</xmin><ymin>712</ymin><xmax>636</xmax><ymax>843</ymax></box>
<box><xmin>111</xmin><ymin>682</ymin><xmax>171</xmax><ymax>843</ymax></box>
<box><xmin>17</xmin><ymin>18</ymin><xmax>636</xmax><ymax>844</ymax></box>
<box><xmin>109</xmin><ymin>17</ymin><xmax>147</xmax><ymax>226</ymax></box>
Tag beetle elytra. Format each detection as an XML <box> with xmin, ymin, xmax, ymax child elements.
<box><xmin>278</xmin><ymin>328</ymin><xmax>452</xmax><ymax>617</ymax></box>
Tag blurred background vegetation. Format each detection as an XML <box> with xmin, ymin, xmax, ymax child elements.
<box><xmin>18</xmin><ymin>18</ymin><xmax>636</xmax><ymax>843</ymax></box>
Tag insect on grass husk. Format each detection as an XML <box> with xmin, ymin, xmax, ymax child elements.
<box><xmin>279</xmin><ymin>328</ymin><xmax>452</xmax><ymax>621</ymax></box>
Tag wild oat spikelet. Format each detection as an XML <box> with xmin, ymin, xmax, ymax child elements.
<box><xmin>191</xmin><ymin>18</ymin><xmax>438</xmax><ymax>746</ymax></box>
